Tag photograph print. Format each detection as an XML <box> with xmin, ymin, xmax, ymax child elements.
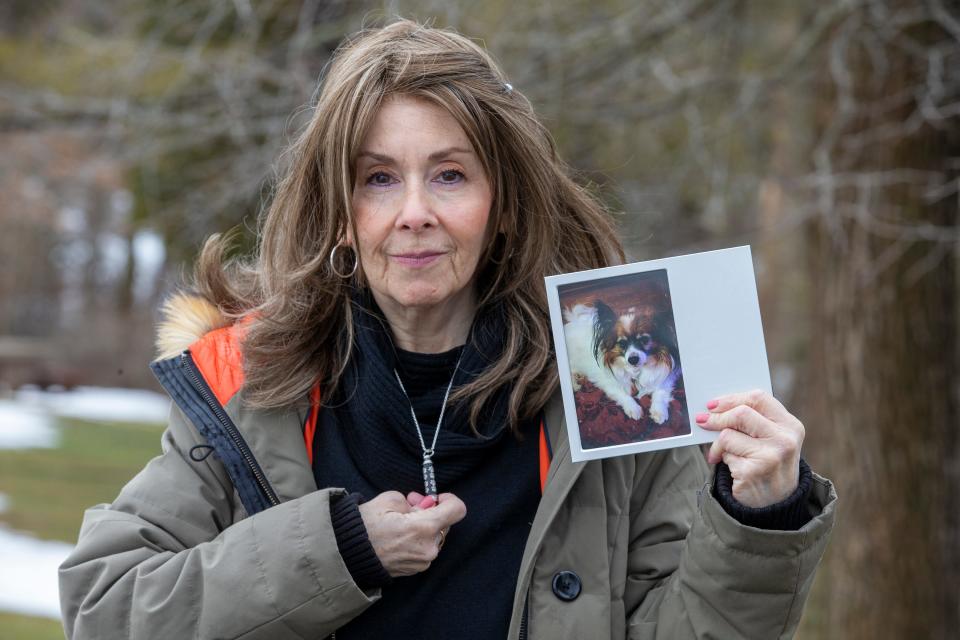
<box><xmin>557</xmin><ymin>269</ymin><xmax>690</xmax><ymax>450</ymax></box>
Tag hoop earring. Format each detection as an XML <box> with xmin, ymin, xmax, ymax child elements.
<box><xmin>329</xmin><ymin>243</ymin><xmax>358</xmax><ymax>278</ymax></box>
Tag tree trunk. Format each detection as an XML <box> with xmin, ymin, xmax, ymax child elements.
<box><xmin>802</xmin><ymin>7</ymin><xmax>960</xmax><ymax>638</ymax></box>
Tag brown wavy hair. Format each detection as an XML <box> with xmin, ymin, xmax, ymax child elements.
<box><xmin>193</xmin><ymin>18</ymin><xmax>624</xmax><ymax>431</ymax></box>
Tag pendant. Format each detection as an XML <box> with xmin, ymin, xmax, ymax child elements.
<box><xmin>422</xmin><ymin>456</ymin><xmax>438</xmax><ymax>499</ymax></box>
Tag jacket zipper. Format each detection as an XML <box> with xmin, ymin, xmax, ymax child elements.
<box><xmin>518</xmin><ymin>589</ymin><xmax>529</xmax><ymax>640</ymax></box>
<box><xmin>180</xmin><ymin>351</ymin><xmax>280</xmax><ymax>507</ymax></box>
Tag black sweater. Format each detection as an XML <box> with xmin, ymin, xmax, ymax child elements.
<box><xmin>314</xmin><ymin>304</ymin><xmax>541</xmax><ymax>639</ymax></box>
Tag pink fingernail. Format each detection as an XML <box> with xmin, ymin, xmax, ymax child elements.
<box><xmin>418</xmin><ymin>496</ymin><xmax>437</xmax><ymax>509</ymax></box>
<box><xmin>706</xmin><ymin>399</ymin><xmax>719</xmax><ymax>410</ymax></box>
<box><xmin>695</xmin><ymin>413</ymin><xmax>709</xmax><ymax>424</ymax></box>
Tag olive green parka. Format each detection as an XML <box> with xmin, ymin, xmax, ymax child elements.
<box><xmin>59</xmin><ymin>296</ymin><xmax>836</xmax><ymax>639</ymax></box>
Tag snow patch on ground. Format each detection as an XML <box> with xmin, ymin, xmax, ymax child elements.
<box><xmin>0</xmin><ymin>400</ymin><xmax>59</xmax><ymax>449</ymax></box>
<box><xmin>0</xmin><ymin>527</ymin><xmax>72</xmax><ymax>620</ymax></box>
<box><xmin>15</xmin><ymin>385</ymin><xmax>170</xmax><ymax>425</ymax></box>
<box><xmin>0</xmin><ymin>385</ymin><xmax>170</xmax><ymax>620</ymax></box>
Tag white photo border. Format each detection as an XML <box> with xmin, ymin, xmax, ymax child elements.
<box><xmin>545</xmin><ymin>245</ymin><xmax>772</xmax><ymax>462</ymax></box>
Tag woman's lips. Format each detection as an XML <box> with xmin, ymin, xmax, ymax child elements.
<box><xmin>389</xmin><ymin>251</ymin><xmax>446</xmax><ymax>267</ymax></box>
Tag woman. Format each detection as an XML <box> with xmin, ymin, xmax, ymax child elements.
<box><xmin>59</xmin><ymin>19</ymin><xmax>835</xmax><ymax>640</ymax></box>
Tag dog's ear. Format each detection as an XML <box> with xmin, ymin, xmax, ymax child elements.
<box><xmin>592</xmin><ymin>299</ymin><xmax>618</xmax><ymax>363</ymax></box>
<box><xmin>652</xmin><ymin>310</ymin><xmax>681</xmax><ymax>364</ymax></box>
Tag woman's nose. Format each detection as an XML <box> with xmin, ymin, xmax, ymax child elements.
<box><xmin>395</xmin><ymin>184</ymin><xmax>436</xmax><ymax>231</ymax></box>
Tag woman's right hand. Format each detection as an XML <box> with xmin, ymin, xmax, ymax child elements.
<box><xmin>358</xmin><ymin>491</ymin><xmax>467</xmax><ymax>577</ymax></box>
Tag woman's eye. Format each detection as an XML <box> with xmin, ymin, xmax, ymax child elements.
<box><xmin>436</xmin><ymin>169</ymin><xmax>464</xmax><ymax>184</ymax></box>
<box><xmin>366</xmin><ymin>171</ymin><xmax>395</xmax><ymax>187</ymax></box>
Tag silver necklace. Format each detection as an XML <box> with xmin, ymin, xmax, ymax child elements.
<box><xmin>393</xmin><ymin>352</ymin><xmax>462</xmax><ymax>500</ymax></box>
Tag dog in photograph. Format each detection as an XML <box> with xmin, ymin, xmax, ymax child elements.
<box><xmin>564</xmin><ymin>300</ymin><xmax>681</xmax><ymax>423</ymax></box>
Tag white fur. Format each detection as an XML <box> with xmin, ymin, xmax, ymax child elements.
<box><xmin>563</xmin><ymin>304</ymin><xmax>644</xmax><ymax>420</ymax></box>
<box><xmin>563</xmin><ymin>303</ymin><xmax>680</xmax><ymax>424</ymax></box>
<box><xmin>634</xmin><ymin>353</ymin><xmax>678</xmax><ymax>425</ymax></box>
<box><xmin>155</xmin><ymin>293</ymin><xmax>229</xmax><ymax>359</ymax></box>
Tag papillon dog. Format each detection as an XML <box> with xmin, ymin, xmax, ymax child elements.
<box><xmin>563</xmin><ymin>300</ymin><xmax>681</xmax><ymax>423</ymax></box>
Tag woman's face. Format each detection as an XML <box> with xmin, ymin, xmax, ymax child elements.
<box><xmin>350</xmin><ymin>95</ymin><xmax>493</xmax><ymax>313</ymax></box>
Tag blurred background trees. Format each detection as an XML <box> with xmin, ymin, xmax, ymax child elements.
<box><xmin>1</xmin><ymin>0</ymin><xmax>957</xmax><ymax>637</ymax></box>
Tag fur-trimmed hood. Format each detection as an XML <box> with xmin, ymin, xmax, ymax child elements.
<box><xmin>155</xmin><ymin>293</ymin><xmax>231</xmax><ymax>360</ymax></box>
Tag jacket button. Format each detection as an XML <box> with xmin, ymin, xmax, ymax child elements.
<box><xmin>552</xmin><ymin>570</ymin><xmax>582</xmax><ymax>601</ymax></box>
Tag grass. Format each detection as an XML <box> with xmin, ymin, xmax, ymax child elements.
<box><xmin>0</xmin><ymin>416</ymin><xmax>165</xmax><ymax>639</ymax></box>
<box><xmin>0</xmin><ymin>611</ymin><xmax>66</xmax><ymax>640</ymax></box>
<box><xmin>0</xmin><ymin>417</ymin><xmax>165</xmax><ymax>543</ymax></box>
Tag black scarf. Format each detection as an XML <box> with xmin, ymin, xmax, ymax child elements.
<box><xmin>329</xmin><ymin>290</ymin><xmax>522</xmax><ymax>495</ymax></box>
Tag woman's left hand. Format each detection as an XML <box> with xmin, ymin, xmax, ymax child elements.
<box><xmin>697</xmin><ymin>389</ymin><xmax>805</xmax><ymax>508</ymax></box>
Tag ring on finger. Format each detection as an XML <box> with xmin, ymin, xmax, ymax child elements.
<box><xmin>437</xmin><ymin>528</ymin><xmax>447</xmax><ymax>549</ymax></box>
